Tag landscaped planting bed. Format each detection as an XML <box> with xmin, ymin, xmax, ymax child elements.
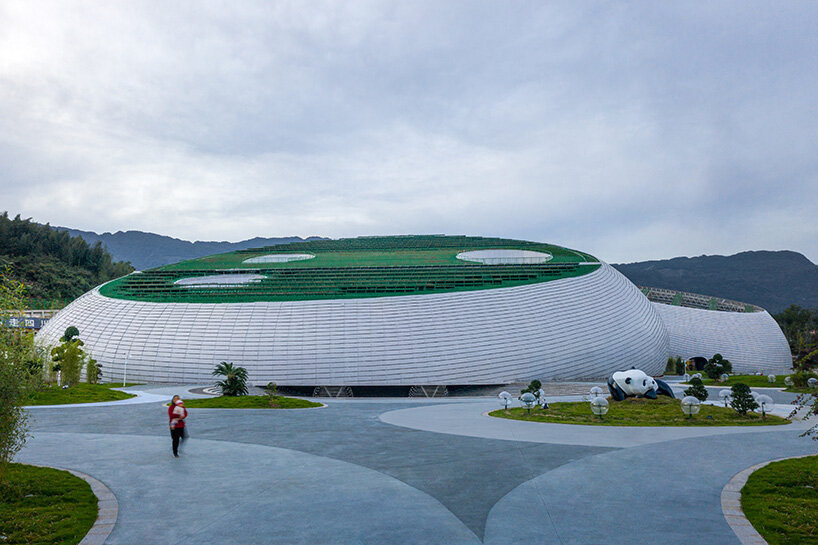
<box><xmin>488</xmin><ymin>396</ymin><xmax>790</xmax><ymax>426</ymax></box>
<box><xmin>25</xmin><ymin>383</ymin><xmax>137</xmax><ymax>405</ymax></box>
<box><xmin>741</xmin><ymin>455</ymin><xmax>818</xmax><ymax>545</ymax></box>
<box><xmin>0</xmin><ymin>464</ymin><xmax>97</xmax><ymax>545</ymax></box>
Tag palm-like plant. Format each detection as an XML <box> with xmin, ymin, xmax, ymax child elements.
<box><xmin>212</xmin><ymin>362</ymin><xmax>249</xmax><ymax>396</ymax></box>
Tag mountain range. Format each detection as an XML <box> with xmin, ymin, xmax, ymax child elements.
<box><xmin>54</xmin><ymin>227</ymin><xmax>817</xmax><ymax>313</ymax></box>
<box><xmin>55</xmin><ymin>227</ymin><xmax>327</xmax><ymax>270</ymax></box>
<box><xmin>612</xmin><ymin>250</ymin><xmax>818</xmax><ymax>314</ymax></box>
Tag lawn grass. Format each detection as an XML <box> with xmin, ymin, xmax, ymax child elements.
<box><xmin>488</xmin><ymin>396</ymin><xmax>790</xmax><ymax>426</ymax></box>
<box><xmin>681</xmin><ymin>373</ymin><xmax>818</xmax><ymax>393</ymax></box>
<box><xmin>741</xmin><ymin>455</ymin><xmax>818</xmax><ymax>545</ymax></box>
<box><xmin>0</xmin><ymin>463</ymin><xmax>97</xmax><ymax>545</ymax></box>
<box><xmin>25</xmin><ymin>383</ymin><xmax>137</xmax><ymax>405</ymax></box>
<box><xmin>182</xmin><ymin>395</ymin><xmax>323</xmax><ymax>409</ymax></box>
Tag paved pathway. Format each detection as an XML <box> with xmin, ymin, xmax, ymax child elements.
<box><xmin>17</xmin><ymin>385</ymin><xmax>818</xmax><ymax>544</ymax></box>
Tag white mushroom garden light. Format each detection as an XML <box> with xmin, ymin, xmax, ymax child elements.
<box><xmin>520</xmin><ymin>392</ymin><xmax>537</xmax><ymax>414</ymax></box>
<box><xmin>681</xmin><ymin>396</ymin><xmax>701</xmax><ymax>418</ymax></box>
<box><xmin>590</xmin><ymin>397</ymin><xmax>609</xmax><ymax>420</ymax></box>
<box><xmin>756</xmin><ymin>394</ymin><xmax>774</xmax><ymax>419</ymax></box>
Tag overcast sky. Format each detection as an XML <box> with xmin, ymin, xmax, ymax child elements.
<box><xmin>2</xmin><ymin>1</ymin><xmax>816</xmax><ymax>263</ymax></box>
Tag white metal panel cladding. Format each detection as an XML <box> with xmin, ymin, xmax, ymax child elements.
<box><xmin>653</xmin><ymin>303</ymin><xmax>792</xmax><ymax>374</ymax></box>
<box><xmin>36</xmin><ymin>263</ymin><xmax>669</xmax><ymax>384</ymax></box>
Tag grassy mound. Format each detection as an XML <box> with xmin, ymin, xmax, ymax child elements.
<box><xmin>742</xmin><ymin>455</ymin><xmax>818</xmax><ymax>545</ymax></box>
<box><xmin>25</xmin><ymin>383</ymin><xmax>138</xmax><ymax>405</ymax></box>
<box><xmin>182</xmin><ymin>395</ymin><xmax>322</xmax><ymax>409</ymax></box>
<box><xmin>0</xmin><ymin>463</ymin><xmax>98</xmax><ymax>545</ymax></box>
<box><xmin>488</xmin><ymin>396</ymin><xmax>790</xmax><ymax>426</ymax></box>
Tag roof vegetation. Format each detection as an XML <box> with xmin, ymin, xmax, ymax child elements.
<box><xmin>99</xmin><ymin>235</ymin><xmax>599</xmax><ymax>303</ymax></box>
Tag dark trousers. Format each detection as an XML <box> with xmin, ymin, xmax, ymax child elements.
<box><xmin>170</xmin><ymin>427</ymin><xmax>185</xmax><ymax>455</ymax></box>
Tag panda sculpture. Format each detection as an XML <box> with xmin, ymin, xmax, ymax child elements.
<box><xmin>607</xmin><ymin>368</ymin><xmax>675</xmax><ymax>401</ymax></box>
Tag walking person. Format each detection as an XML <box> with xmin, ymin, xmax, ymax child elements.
<box><xmin>168</xmin><ymin>395</ymin><xmax>188</xmax><ymax>457</ymax></box>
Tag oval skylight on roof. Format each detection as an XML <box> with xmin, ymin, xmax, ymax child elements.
<box><xmin>175</xmin><ymin>274</ymin><xmax>267</xmax><ymax>288</ymax></box>
<box><xmin>242</xmin><ymin>254</ymin><xmax>314</xmax><ymax>264</ymax></box>
<box><xmin>456</xmin><ymin>249</ymin><xmax>553</xmax><ymax>265</ymax></box>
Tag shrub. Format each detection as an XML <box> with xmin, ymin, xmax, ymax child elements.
<box><xmin>684</xmin><ymin>377</ymin><xmax>709</xmax><ymax>401</ymax></box>
<box><xmin>266</xmin><ymin>382</ymin><xmax>278</xmax><ymax>407</ymax></box>
<box><xmin>730</xmin><ymin>383</ymin><xmax>758</xmax><ymax>416</ymax></box>
<box><xmin>212</xmin><ymin>362</ymin><xmax>248</xmax><ymax>396</ymax></box>
<box><xmin>85</xmin><ymin>357</ymin><xmax>101</xmax><ymax>384</ymax></box>
<box><xmin>792</xmin><ymin>371</ymin><xmax>818</xmax><ymax>388</ymax></box>
<box><xmin>704</xmin><ymin>353</ymin><xmax>733</xmax><ymax>380</ymax></box>
<box><xmin>665</xmin><ymin>356</ymin><xmax>684</xmax><ymax>375</ymax></box>
<box><xmin>50</xmin><ymin>337</ymin><xmax>85</xmax><ymax>386</ymax></box>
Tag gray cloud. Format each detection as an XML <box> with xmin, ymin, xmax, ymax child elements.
<box><xmin>1</xmin><ymin>1</ymin><xmax>816</xmax><ymax>262</ymax></box>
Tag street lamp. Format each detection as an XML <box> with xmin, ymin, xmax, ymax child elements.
<box><xmin>681</xmin><ymin>396</ymin><xmax>701</xmax><ymax>419</ymax></box>
<box><xmin>590</xmin><ymin>397</ymin><xmax>609</xmax><ymax>420</ymax></box>
<box><xmin>756</xmin><ymin>394</ymin><xmax>774</xmax><ymax>419</ymax></box>
<box><xmin>718</xmin><ymin>389</ymin><xmax>731</xmax><ymax>407</ymax></box>
<box><xmin>498</xmin><ymin>391</ymin><xmax>512</xmax><ymax>410</ymax></box>
<box><xmin>123</xmin><ymin>352</ymin><xmax>130</xmax><ymax>387</ymax></box>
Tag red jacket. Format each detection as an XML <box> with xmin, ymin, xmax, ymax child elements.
<box><xmin>168</xmin><ymin>402</ymin><xmax>187</xmax><ymax>429</ymax></box>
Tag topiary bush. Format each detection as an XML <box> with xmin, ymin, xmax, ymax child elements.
<box><xmin>730</xmin><ymin>383</ymin><xmax>758</xmax><ymax>415</ymax></box>
<box><xmin>684</xmin><ymin>377</ymin><xmax>709</xmax><ymax>401</ymax></box>
<box><xmin>704</xmin><ymin>353</ymin><xmax>733</xmax><ymax>380</ymax></box>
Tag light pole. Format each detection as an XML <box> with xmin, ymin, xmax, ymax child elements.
<box><xmin>123</xmin><ymin>352</ymin><xmax>130</xmax><ymax>387</ymax></box>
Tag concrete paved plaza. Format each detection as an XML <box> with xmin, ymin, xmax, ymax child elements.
<box><xmin>19</xmin><ymin>384</ymin><xmax>818</xmax><ymax>544</ymax></box>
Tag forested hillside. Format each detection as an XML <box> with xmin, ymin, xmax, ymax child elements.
<box><xmin>613</xmin><ymin>250</ymin><xmax>818</xmax><ymax>313</ymax></box>
<box><xmin>0</xmin><ymin>213</ymin><xmax>133</xmax><ymax>307</ymax></box>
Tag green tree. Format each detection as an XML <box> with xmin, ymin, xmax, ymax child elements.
<box><xmin>730</xmin><ymin>383</ymin><xmax>758</xmax><ymax>416</ymax></box>
<box><xmin>521</xmin><ymin>379</ymin><xmax>542</xmax><ymax>396</ymax></box>
<box><xmin>85</xmin><ymin>356</ymin><xmax>101</xmax><ymax>384</ymax></box>
<box><xmin>704</xmin><ymin>353</ymin><xmax>733</xmax><ymax>381</ymax></box>
<box><xmin>50</xmin><ymin>331</ymin><xmax>86</xmax><ymax>386</ymax></box>
<box><xmin>212</xmin><ymin>362</ymin><xmax>249</xmax><ymax>396</ymax></box>
<box><xmin>0</xmin><ymin>269</ymin><xmax>39</xmax><ymax>477</ymax></box>
<box><xmin>774</xmin><ymin>305</ymin><xmax>818</xmax><ymax>359</ymax></box>
<box><xmin>684</xmin><ymin>377</ymin><xmax>709</xmax><ymax>401</ymax></box>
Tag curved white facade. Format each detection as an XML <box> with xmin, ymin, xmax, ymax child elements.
<box><xmin>653</xmin><ymin>303</ymin><xmax>792</xmax><ymax>374</ymax></box>
<box><xmin>36</xmin><ymin>263</ymin><xmax>670</xmax><ymax>385</ymax></box>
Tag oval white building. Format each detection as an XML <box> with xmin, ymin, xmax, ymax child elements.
<box><xmin>36</xmin><ymin>236</ymin><xmax>792</xmax><ymax>386</ymax></box>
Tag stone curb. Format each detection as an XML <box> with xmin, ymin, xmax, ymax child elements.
<box><xmin>721</xmin><ymin>453</ymin><xmax>814</xmax><ymax>545</ymax></box>
<box><xmin>63</xmin><ymin>468</ymin><xmax>119</xmax><ymax>545</ymax></box>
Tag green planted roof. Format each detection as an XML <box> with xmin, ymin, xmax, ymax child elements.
<box><xmin>99</xmin><ymin>235</ymin><xmax>600</xmax><ymax>303</ymax></box>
